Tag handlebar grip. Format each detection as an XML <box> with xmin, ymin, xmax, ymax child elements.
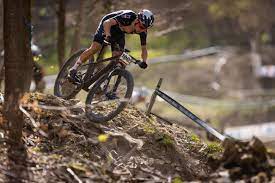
<box><xmin>103</xmin><ymin>40</ymin><xmax>111</xmax><ymax>45</ymax></box>
<box><xmin>129</xmin><ymin>55</ymin><xmax>140</xmax><ymax>63</ymax></box>
<box><xmin>136</xmin><ymin>60</ymin><xmax>142</xmax><ymax>64</ymax></box>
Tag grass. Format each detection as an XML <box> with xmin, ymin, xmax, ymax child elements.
<box><xmin>203</xmin><ymin>142</ymin><xmax>223</xmax><ymax>158</ymax></box>
<box><xmin>158</xmin><ymin>133</ymin><xmax>174</xmax><ymax>146</ymax></box>
<box><xmin>188</xmin><ymin>133</ymin><xmax>200</xmax><ymax>143</ymax></box>
<box><xmin>142</xmin><ymin>116</ymin><xmax>157</xmax><ymax>134</ymax></box>
<box><xmin>172</xmin><ymin>177</ymin><xmax>184</xmax><ymax>183</ymax></box>
<box><xmin>205</xmin><ymin>142</ymin><xmax>223</xmax><ymax>154</ymax></box>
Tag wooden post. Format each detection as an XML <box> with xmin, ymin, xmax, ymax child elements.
<box><xmin>146</xmin><ymin>78</ymin><xmax>163</xmax><ymax>116</ymax></box>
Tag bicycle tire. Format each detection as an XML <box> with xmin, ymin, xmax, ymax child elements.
<box><xmin>85</xmin><ymin>69</ymin><xmax>134</xmax><ymax>123</ymax></box>
<box><xmin>54</xmin><ymin>49</ymin><xmax>86</xmax><ymax>99</ymax></box>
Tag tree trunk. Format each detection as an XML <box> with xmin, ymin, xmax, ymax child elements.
<box><xmin>57</xmin><ymin>0</ymin><xmax>66</xmax><ymax>69</ymax></box>
<box><xmin>70</xmin><ymin>0</ymin><xmax>86</xmax><ymax>55</ymax></box>
<box><xmin>0</xmin><ymin>0</ymin><xmax>3</xmax><ymax>50</ymax></box>
<box><xmin>4</xmin><ymin>0</ymin><xmax>31</xmax><ymax>181</ymax></box>
<box><xmin>0</xmin><ymin>0</ymin><xmax>4</xmax><ymax>84</ymax></box>
<box><xmin>23</xmin><ymin>0</ymin><xmax>33</xmax><ymax>92</ymax></box>
<box><xmin>271</xmin><ymin>24</ymin><xmax>275</xmax><ymax>46</ymax></box>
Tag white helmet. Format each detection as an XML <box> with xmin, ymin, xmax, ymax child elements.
<box><xmin>138</xmin><ymin>9</ymin><xmax>154</xmax><ymax>28</ymax></box>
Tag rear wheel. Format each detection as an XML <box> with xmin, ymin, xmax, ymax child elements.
<box><xmin>54</xmin><ymin>49</ymin><xmax>94</xmax><ymax>99</ymax></box>
<box><xmin>85</xmin><ymin>69</ymin><xmax>134</xmax><ymax>123</ymax></box>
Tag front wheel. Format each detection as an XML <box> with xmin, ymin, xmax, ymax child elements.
<box><xmin>85</xmin><ymin>69</ymin><xmax>134</xmax><ymax>123</ymax></box>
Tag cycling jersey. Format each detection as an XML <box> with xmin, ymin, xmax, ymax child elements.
<box><xmin>93</xmin><ymin>10</ymin><xmax>147</xmax><ymax>50</ymax></box>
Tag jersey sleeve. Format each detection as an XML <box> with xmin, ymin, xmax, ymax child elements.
<box><xmin>139</xmin><ymin>32</ymin><xmax>147</xmax><ymax>46</ymax></box>
<box><xmin>114</xmin><ymin>11</ymin><xmax>137</xmax><ymax>26</ymax></box>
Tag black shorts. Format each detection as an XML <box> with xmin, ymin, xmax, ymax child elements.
<box><xmin>93</xmin><ymin>24</ymin><xmax>125</xmax><ymax>51</ymax></box>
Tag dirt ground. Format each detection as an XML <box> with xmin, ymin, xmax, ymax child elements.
<box><xmin>0</xmin><ymin>92</ymin><xmax>273</xmax><ymax>182</ymax></box>
<box><xmin>0</xmin><ymin>93</ymin><xmax>216</xmax><ymax>182</ymax></box>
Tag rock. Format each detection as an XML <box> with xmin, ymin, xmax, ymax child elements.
<box><xmin>240</xmin><ymin>153</ymin><xmax>257</xmax><ymax>174</ymax></box>
<box><xmin>229</xmin><ymin>167</ymin><xmax>242</xmax><ymax>181</ymax></box>
<box><xmin>250</xmin><ymin>172</ymin><xmax>269</xmax><ymax>183</ymax></box>
<box><xmin>213</xmin><ymin>177</ymin><xmax>232</xmax><ymax>183</ymax></box>
<box><xmin>249</xmin><ymin>137</ymin><xmax>267</xmax><ymax>162</ymax></box>
<box><xmin>207</xmin><ymin>137</ymin><xmax>274</xmax><ymax>182</ymax></box>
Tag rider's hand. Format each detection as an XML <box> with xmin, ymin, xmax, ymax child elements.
<box><xmin>138</xmin><ymin>61</ymin><xmax>148</xmax><ymax>69</ymax></box>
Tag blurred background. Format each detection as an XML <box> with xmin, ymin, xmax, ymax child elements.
<box><xmin>1</xmin><ymin>0</ymin><xmax>275</xmax><ymax>143</ymax></box>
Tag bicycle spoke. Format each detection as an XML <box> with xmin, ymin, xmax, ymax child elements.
<box><xmin>86</xmin><ymin>71</ymin><xmax>131</xmax><ymax>120</ymax></box>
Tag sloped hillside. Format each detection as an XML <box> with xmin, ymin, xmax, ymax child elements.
<box><xmin>0</xmin><ymin>93</ymin><xmax>274</xmax><ymax>182</ymax></box>
<box><xmin>0</xmin><ymin>93</ymin><xmax>215</xmax><ymax>182</ymax></box>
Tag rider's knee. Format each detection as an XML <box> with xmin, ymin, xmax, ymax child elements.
<box><xmin>88</xmin><ymin>42</ymin><xmax>102</xmax><ymax>55</ymax></box>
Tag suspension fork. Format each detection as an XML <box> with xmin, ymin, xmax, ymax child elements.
<box><xmin>112</xmin><ymin>74</ymin><xmax>121</xmax><ymax>93</ymax></box>
<box><xmin>105</xmin><ymin>68</ymin><xmax>123</xmax><ymax>95</ymax></box>
<box><xmin>103</xmin><ymin>74</ymin><xmax>122</xmax><ymax>95</ymax></box>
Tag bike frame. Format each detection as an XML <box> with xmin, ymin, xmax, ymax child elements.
<box><xmin>80</xmin><ymin>45</ymin><xmax>123</xmax><ymax>91</ymax></box>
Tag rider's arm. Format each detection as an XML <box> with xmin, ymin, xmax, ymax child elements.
<box><xmin>103</xmin><ymin>18</ymin><xmax>117</xmax><ymax>37</ymax></box>
<box><xmin>140</xmin><ymin>32</ymin><xmax>147</xmax><ymax>62</ymax></box>
<box><xmin>141</xmin><ymin>45</ymin><xmax>148</xmax><ymax>62</ymax></box>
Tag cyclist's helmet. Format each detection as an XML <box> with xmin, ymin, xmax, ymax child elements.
<box><xmin>138</xmin><ymin>9</ymin><xmax>154</xmax><ymax>28</ymax></box>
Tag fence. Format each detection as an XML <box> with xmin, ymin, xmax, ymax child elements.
<box><xmin>146</xmin><ymin>78</ymin><xmax>226</xmax><ymax>141</ymax></box>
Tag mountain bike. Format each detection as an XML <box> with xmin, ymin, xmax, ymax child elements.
<box><xmin>54</xmin><ymin>43</ymin><xmax>144</xmax><ymax>122</ymax></box>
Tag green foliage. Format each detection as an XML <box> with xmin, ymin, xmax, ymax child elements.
<box><xmin>158</xmin><ymin>133</ymin><xmax>174</xmax><ymax>145</ymax></box>
<box><xmin>188</xmin><ymin>133</ymin><xmax>200</xmax><ymax>143</ymax></box>
<box><xmin>142</xmin><ymin>117</ymin><xmax>157</xmax><ymax>134</ymax></box>
<box><xmin>126</xmin><ymin>33</ymin><xmax>170</xmax><ymax>51</ymax></box>
<box><xmin>39</xmin><ymin>8</ymin><xmax>48</xmax><ymax>17</ymax></box>
<box><xmin>205</xmin><ymin>142</ymin><xmax>223</xmax><ymax>154</ymax></box>
<box><xmin>172</xmin><ymin>176</ymin><xmax>183</xmax><ymax>183</ymax></box>
<box><xmin>261</xmin><ymin>33</ymin><xmax>271</xmax><ymax>44</ymax></box>
<box><xmin>208</xmin><ymin>3</ymin><xmax>225</xmax><ymax>19</ymax></box>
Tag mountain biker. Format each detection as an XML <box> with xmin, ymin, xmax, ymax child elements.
<box><xmin>69</xmin><ymin>9</ymin><xmax>154</xmax><ymax>81</ymax></box>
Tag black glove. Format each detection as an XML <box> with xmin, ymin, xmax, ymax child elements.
<box><xmin>138</xmin><ymin>61</ymin><xmax>148</xmax><ymax>69</ymax></box>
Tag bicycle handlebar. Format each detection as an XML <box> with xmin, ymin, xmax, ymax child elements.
<box><xmin>103</xmin><ymin>40</ymin><xmax>141</xmax><ymax>63</ymax></box>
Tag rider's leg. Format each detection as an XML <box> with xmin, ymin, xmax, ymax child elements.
<box><xmin>108</xmin><ymin>34</ymin><xmax>125</xmax><ymax>97</ymax></box>
<box><xmin>111</xmin><ymin>33</ymin><xmax>125</xmax><ymax>68</ymax></box>
<box><xmin>111</xmin><ymin>28</ymin><xmax>125</xmax><ymax>57</ymax></box>
<box><xmin>78</xmin><ymin>41</ymin><xmax>102</xmax><ymax>65</ymax></box>
<box><xmin>81</xmin><ymin>41</ymin><xmax>103</xmax><ymax>91</ymax></box>
<box><xmin>82</xmin><ymin>41</ymin><xmax>102</xmax><ymax>77</ymax></box>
